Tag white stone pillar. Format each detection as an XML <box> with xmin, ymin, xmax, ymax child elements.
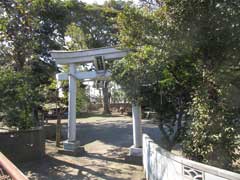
<box><xmin>68</xmin><ymin>64</ymin><xmax>77</xmax><ymax>142</ymax></box>
<box><xmin>56</xmin><ymin>80</ymin><xmax>64</xmax><ymax>98</ymax></box>
<box><xmin>132</xmin><ymin>104</ymin><xmax>142</xmax><ymax>148</ymax></box>
<box><xmin>56</xmin><ymin>64</ymin><xmax>64</xmax><ymax>98</ymax></box>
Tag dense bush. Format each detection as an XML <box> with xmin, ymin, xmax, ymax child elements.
<box><xmin>183</xmin><ymin>80</ymin><xmax>240</xmax><ymax>170</ymax></box>
<box><xmin>0</xmin><ymin>68</ymin><xmax>44</xmax><ymax>129</ymax></box>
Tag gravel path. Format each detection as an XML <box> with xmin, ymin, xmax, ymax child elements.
<box><xmin>19</xmin><ymin>114</ymin><xmax>161</xmax><ymax>180</ymax></box>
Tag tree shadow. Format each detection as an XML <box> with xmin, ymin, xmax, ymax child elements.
<box><xmin>86</xmin><ymin>151</ymin><xmax>127</xmax><ymax>164</ymax></box>
<box><xmin>58</xmin><ymin>120</ymin><xmax>161</xmax><ymax>148</ymax></box>
<box><xmin>20</xmin><ymin>155</ymin><xmax>129</xmax><ymax>180</ymax></box>
<box><xmin>76</xmin><ymin>112</ymin><xmax>124</xmax><ymax>118</ymax></box>
<box><xmin>46</xmin><ymin>117</ymin><xmax>161</xmax><ymax>149</ymax></box>
<box><xmin>21</xmin><ymin>117</ymin><xmax>159</xmax><ymax>180</ymax></box>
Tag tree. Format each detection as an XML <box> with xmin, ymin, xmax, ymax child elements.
<box><xmin>164</xmin><ymin>0</ymin><xmax>240</xmax><ymax>169</ymax></box>
<box><xmin>114</xmin><ymin>5</ymin><xmax>195</xmax><ymax>150</ymax></box>
<box><xmin>113</xmin><ymin>1</ymin><xmax>240</xmax><ymax>169</ymax></box>
<box><xmin>45</xmin><ymin>79</ymin><xmax>67</xmax><ymax>146</ymax></box>
<box><xmin>0</xmin><ymin>0</ymin><xmax>38</xmax><ymax>70</ymax></box>
<box><xmin>69</xmin><ymin>1</ymin><xmax>125</xmax><ymax>114</ymax></box>
<box><xmin>65</xmin><ymin>22</ymin><xmax>87</xmax><ymax>50</ymax></box>
<box><xmin>64</xmin><ymin>22</ymin><xmax>91</xmax><ymax>114</ymax></box>
<box><xmin>79</xmin><ymin>1</ymin><xmax>120</xmax><ymax>48</ymax></box>
<box><xmin>0</xmin><ymin>0</ymin><xmax>82</xmax><ymax>128</ymax></box>
<box><xmin>32</xmin><ymin>0</ymin><xmax>84</xmax><ymax>61</ymax></box>
<box><xmin>0</xmin><ymin>68</ymin><xmax>44</xmax><ymax>129</ymax></box>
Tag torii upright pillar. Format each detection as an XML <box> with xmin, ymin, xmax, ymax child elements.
<box><xmin>63</xmin><ymin>64</ymin><xmax>79</xmax><ymax>151</ymax></box>
<box><xmin>129</xmin><ymin>103</ymin><xmax>142</xmax><ymax>156</ymax></box>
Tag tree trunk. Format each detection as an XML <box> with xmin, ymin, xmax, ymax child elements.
<box><xmin>56</xmin><ymin>112</ymin><xmax>61</xmax><ymax>147</ymax></box>
<box><xmin>56</xmin><ymin>98</ymin><xmax>62</xmax><ymax>147</ymax></box>
<box><xmin>158</xmin><ymin>112</ymin><xmax>183</xmax><ymax>151</ymax></box>
<box><xmin>32</xmin><ymin>106</ymin><xmax>39</xmax><ymax>126</ymax></box>
<box><xmin>102</xmin><ymin>81</ymin><xmax>111</xmax><ymax>114</ymax></box>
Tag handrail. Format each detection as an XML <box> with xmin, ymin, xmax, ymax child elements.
<box><xmin>142</xmin><ymin>134</ymin><xmax>240</xmax><ymax>180</ymax></box>
<box><xmin>0</xmin><ymin>152</ymin><xmax>28</xmax><ymax>180</ymax></box>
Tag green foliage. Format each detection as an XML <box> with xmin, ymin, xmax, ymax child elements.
<box><xmin>78</xmin><ymin>2</ymin><xmax>120</xmax><ymax>48</ymax></box>
<box><xmin>65</xmin><ymin>23</ymin><xmax>87</xmax><ymax>50</ymax></box>
<box><xmin>166</xmin><ymin>0</ymin><xmax>240</xmax><ymax>169</ymax></box>
<box><xmin>66</xmin><ymin>1</ymin><xmax>127</xmax><ymax>114</ymax></box>
<box><xmin>104</xmin><ymin>0</ymin><xmax>127</xmax><ymax>10</ymax></box>
<box><xmin>114</xmin><ymin>0</ymin><xmax>240</xmax><ymax>169</ymax></box>
<box><xmin>184</xmin><ymin>79</ymin><xmax>240</xmax><ymax>169</ymax></box>
<box><xmin>0</xmin><ymin>0</ymin><xmax>76</xmax><ymax>129</ymax></box>
<box><xmin>112</xmin><ymin>45</ymin><xmax>164</xmax><ymax>103</ymax></box>
<box><xmin>111</xmin><ymin>88</ymin><xmax>126</xmax><ymax>103</ymax></box>
<box><xmin>32</xmin><ymin>0</ymin><xmax>84</xmax><ymax>57</ymax></box>
<box><xmin>114</xmin><ymin>5</ymin><xmax>198</xmax><ymax>149</ymax></box>
<box><xmin>0</xmin><ymin>68</ymin><xmax>44</xmax><ymax>129</ymax></box>
<box><xmin>0</xmin><ymin>0</ymin><xmax>151</xmax><ymax>130</ymax></box>
<box><xmin>0</xmin><ymin>0</ymin><xmax>38</xmax><ymax>70</ymax></box>
<box><xmin>76</xmin><ymin>82</ymin><xmax>90</xmax><ymax>113</ymax></box>
<box><xmin>0</xmin><ymin>0</ymin><xmax>84</xmax><ymax>64</ymax></box>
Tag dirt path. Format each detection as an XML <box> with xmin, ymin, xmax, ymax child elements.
<box><xmin>20</xmin><ymin>114</ymin><xmax>161</xmax><ymax>180</ymax></box>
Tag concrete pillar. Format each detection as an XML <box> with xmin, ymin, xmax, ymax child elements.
<box><xmin>56</xmin><ymin>80</ymin><xmax>64</xmax><ymax>98</ymax></box>
<box><xmin>61</xmin><ymin>64</ymin><xmax>85</xmax><ymax>155</ymax></box>
<box><xmin>132</xmin><ymin>104</ymin><xmax>142</xmax><ymax>147</ymax></box>
<box><xmin>56</xmin><ymin>64</ymin><xmax>64</xmax><ymax>98</ymax></box>
<box><xmin>129</xmin><ymin>103</ymin><xmax>142</xmax><ymax>156</ymax></box>
<box><xmin>68</xmin><ymin>64</ymin><xmax>77</xmax><ymax>142</ymax></box>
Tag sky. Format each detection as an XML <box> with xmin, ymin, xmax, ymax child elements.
<box><xmin>81</xmin><ymin>0</ymin><xmax>139</xmax><ymax>5</ymax></box>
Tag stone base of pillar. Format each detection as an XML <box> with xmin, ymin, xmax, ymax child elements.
<box><xmin>63</xmin><ymin>140</ymin><xmax>80</xmax><ymax>150</ymax></box>
<box><xmin>58</xmin><ymin>140</ymin><xmax>85</xmax><ymax>156</ymax></box>
<box><xmin>129</xmin><ymin>145</ymin><xmax>142</xmax><ymax>157</ymax></box>
<box><xmin>125</xmin><ymin>146</ymin><xmax>142</xmax><ymax>165</ymax></box>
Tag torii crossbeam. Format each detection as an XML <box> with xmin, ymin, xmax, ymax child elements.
<box><xmin>50</xmin><ymin>47</ymin><xmax>142</xmax><ymax>156</ymax></box>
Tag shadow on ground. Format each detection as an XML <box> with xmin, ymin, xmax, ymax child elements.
<box><xmin>20</xmin><ymin>155</ymin><xmax>128</xmax><ymax>180</ymax></box>
<box><xmin>20</xmin><ymin>144</ymin><xmax>145</xmax><ymax>180</ymax></box>
<box><xmin>21</xmin><ymin>116</ymin><xmax>158</xmax><ymax>180</ymax></box>
<box><xmin>76</xmin><ymin>112</ymin><xmax>124</xmax><ymax>118</ymax></box>
<box><xmin>59</xmin><ymin>119</ymin><xmax>161</xmax><ymax>147</ymax></box>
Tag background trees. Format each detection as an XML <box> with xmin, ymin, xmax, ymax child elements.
<box><xmin>169</xmin><ymin>0</ymin><xmax>240</xmax><ymax>169</ymax></box>
<box><xmin>65</xmin><ymin>1</ymin><xmax>125</xmax><ymax>114</ymax></box>
<box><xmin>0</xmin><ymin>0</ymin><xmax>83</xmax><ymax>128</ymax></box>
<box><xmin>113</xmin><ymin>0</ymin><xmax>240</xmax><ymax>170</ymax></box>
<box><xmin>0</xmin><ymin>0</ymin><xmax>125</xmax><ymax>127</ymax></box>
<box><xmin>0</xmin><ymin>0</ymin><xmax>60</xmax><ymax>129</ymax></box>
<box><xmin>113</xmin><ymin>4</ymin><xmax>198</xmax><ymax>150</ymax></box>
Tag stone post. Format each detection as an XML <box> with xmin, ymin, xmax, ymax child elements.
<box><xmin>68</xmin><ymin>64</ymin><xmax>77</xmax><ymax>142</ymax></box>
<box><xmin>62</xmin><ymin>63</ymin><xmax>82</xmax><ymax>153</ymax></box>
<box><xmin>130</xmin><ymin>103</ymin><xmax>142</xmax><ymax>156</ymax></box>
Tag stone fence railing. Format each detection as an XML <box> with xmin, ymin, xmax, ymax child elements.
<box><xmin>142</xmin><ymin>134</ymin><xmax>240</xmax><ymax>180</ymax></box>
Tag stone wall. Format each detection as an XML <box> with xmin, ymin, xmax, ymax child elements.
<box><xmin>0</xmin><ymin>127</ymin><xmax>45</xmax><ymax>163</ymax></box>
<box><xmin>142</xmin><ymin>134</ymin><xmax>240</xmax><ymax>180</ymax></box>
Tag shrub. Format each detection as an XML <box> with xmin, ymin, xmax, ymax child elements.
<box><xmin>183</xmin><ymin>81</ymin><xmax>240</xmax><ymax>170</ymax></box>
<box><xmin>0</xmin><ymin>68</ymin><xmax>43</xmax><ymax>130</ymax></box>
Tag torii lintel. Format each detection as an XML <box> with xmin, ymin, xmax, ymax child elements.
<box><xmin>50</xmin><ymin>47</ymin><xmax>129</xmax><ymax>65</ymax></box>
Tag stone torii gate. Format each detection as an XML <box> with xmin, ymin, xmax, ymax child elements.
<box><xmin>50</xmin><ymin>47</ymin><xmax>142</xmax><ymax>156</ymax></box>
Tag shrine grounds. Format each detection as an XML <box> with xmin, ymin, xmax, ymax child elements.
<box><xmin>19</xmin><ymin>113</ymin><xmax>161</xmax><ymax>180</ymax></box>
